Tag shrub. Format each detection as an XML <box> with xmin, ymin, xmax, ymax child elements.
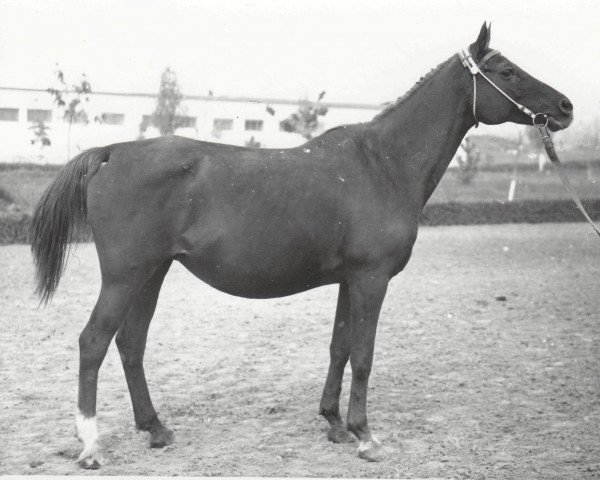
<box><xmin>0</xmin><ymin>187</ymin><xmax>15</xmax><ymax>205</ymax></box>
<box><xmin>420</xmin><ymin>199</ymin><xmax>600</xmax><ymax>226</ymax></box>
<box><xmin>0</xmin><ymin>212</ymin><xmax>30</xmax><ymax>244</ymax></box>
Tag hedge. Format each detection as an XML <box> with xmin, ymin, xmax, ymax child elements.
<box><xmin>0</xmin><ymin>211</ymin><xmax>30</xmax><ymax>244</ymax></box>
<box><xmin>420</xmin><ymin>199</ymin><xmax>600</xmax><ymax>226</ymax></box>
<box><xmin>0</xmin><ymin>211</ymin><xmax>93</xmax><ymax>246</ymax></box>
<box><xmin>1</xmin><ymin>199</ymin><xmax>599</xmax><ymax>245</ymax></box>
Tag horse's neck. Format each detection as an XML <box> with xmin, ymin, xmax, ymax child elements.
<box><xmin>366</xmin><ymin>55</ymin><xmax>474</xmax><ymax>206</ymax></box>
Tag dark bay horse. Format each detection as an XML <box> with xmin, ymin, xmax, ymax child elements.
<box><xmin>31</xmin><ymin>23</ymin><xmax>573</xmax><ymax>468</ymax></box>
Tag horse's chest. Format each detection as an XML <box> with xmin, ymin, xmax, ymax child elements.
<box><xmin>384</xmin><ymin>228</ymin><xmax>418</xmax><ymax>274</ymax></box>
<box><xmin>345</xmin><ymin>221</ymin><xmax>418</xmax><ymax>274</ymax></box>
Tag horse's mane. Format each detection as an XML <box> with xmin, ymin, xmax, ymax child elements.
<box><xmin>373</xmin><ymin>56</ymin><xmax>454</xmax><ymax>121</ymax></box>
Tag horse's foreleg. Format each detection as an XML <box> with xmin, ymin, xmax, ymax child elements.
<box><xmin>115</xmin><ymin>261</ymin><xmax>173</xmax><ymax>448</ymax></box>
<box><xmin>319</xmin><ymin>283</ymin><xmax>355</xmax><ymax>443</ymax></box>
<box><xmin>76</xmin><ymin>269</ymin><xmax>154</xmax><ymax>469</ymax></box>
<box><xmin>346</xmin><ymin>274</ymin><xmax>388</xmax><ymax>462</ymax></box>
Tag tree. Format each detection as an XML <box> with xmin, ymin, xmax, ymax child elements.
<box><xmin>456</xmin><ymin>136</ymin><xmax>480</xmax><ymax>184</ymax></box>
<box><xmin>280</xmin><ymin>91</ymin><xmax>328</xmax><ymax>140</ymax></box>
<box><xmin>245</xmin><ymin>136</ymin><xmax>261</xmax><ymax>148</ymax></box>
<box><xmin>47</xmin><ymin>67</ymin><xmax>92</xmax><ymax>158</ymax></box>
<box><xmin>578</xmin><ymin>118</ymin><xmax>600</xmax><ymax>181</ymax></box>
<box><xmin>29</xmin><ymin>120</ymin><xmax>52</xmax><ymax>148</ymax></box>
<box><xmin>523</xmin><ymin>125</ymin><xmax>547</xmax><ymax>171</ymax></box>
<box><xmin>141</xmin><ymin>67</ymin><xmax>186</xmax><ymax>137</ymax></box>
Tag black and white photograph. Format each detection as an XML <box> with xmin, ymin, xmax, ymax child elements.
<box><xmin>0</xmin><ymin>0</ymin><xmax>599</xmax><ymax>478</ymax></box>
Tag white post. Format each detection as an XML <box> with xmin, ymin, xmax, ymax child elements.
<box><xmin>538</xmin><ymin>152</ymin><xmax>547</xmax><ymax>171</ymax></box>
<box><xmin>508</xmin><ymin>179</ymin><xmax>516</xmax><ymax>202</ymax></box>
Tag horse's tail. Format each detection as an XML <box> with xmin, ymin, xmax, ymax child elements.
<box><xmin>30</xmin><ymin>146</ymin><xmax>110</xmax><ymax>304</ymax></box>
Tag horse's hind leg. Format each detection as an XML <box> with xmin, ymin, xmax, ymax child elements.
<box><xmin>76</xmin><ymin>266</ymin><xmax>157</xmax><ymax>469</ymax></box>
<box><xmin>115</xmin><ymin>260</ymin><xmax>173</xmax><ymax>448</ymax></box>
<box><xmin>319</xmin><ymin>283</ymin><xmax>355</xmax><ymax>444</ymax></box>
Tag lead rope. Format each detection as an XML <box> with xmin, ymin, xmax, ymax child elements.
<box><xmin>472</xmin><ymin>75</ymin><xmax>478</xmax><ymax>127</ymax></box>
<box><xmin>536</xmin><ymin>124</ymin><xmax>600</xmax><ymax>237</ymax></box>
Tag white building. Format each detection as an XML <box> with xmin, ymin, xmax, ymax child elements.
<box><xmin>0</xmin><ymin>86</ymin><xmax>383</xmax><ymax>164</ymax></box>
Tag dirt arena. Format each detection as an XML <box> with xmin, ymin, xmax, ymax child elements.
<box><xmin>1</xmin><ymin>223</ymin><xmax>599</xmax><ymax>478</ymax></box>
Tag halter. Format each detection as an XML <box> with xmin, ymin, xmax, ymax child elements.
<box><xmin>457</xmin><ymin>48</ymin><xmax>548</xmax><ymax>129</ymax></box>
<box><xmin>458</xmin><ymin>47</ymin><xmax>600</xmax><ymax>238</ymax></box>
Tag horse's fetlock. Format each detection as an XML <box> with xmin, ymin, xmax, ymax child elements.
<box><xmin>319</xmin><ymin>405</ymin><xmax>340</xmax><ymax>420</ymax></box>
<box><xmin>136</xmin><ymin>414</ymin><xmax>160</xmax><ymax>432</ymax></box>
<box><xmin>347</xmin><ymin>421</ymin><xmax>367</xmax><ymax>438</ymax></box>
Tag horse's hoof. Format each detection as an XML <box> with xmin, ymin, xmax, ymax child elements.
<box><xmin>328</xmin><ymin>427</ymin><xmax>356</xmax><ymax>444</ymax></box>
<box><xmin>149</xmin><ymin>427</ymin><xmax>174</xmax><ymax>448</ymax></box>
<box><xmin>358</xmin><ymin>439</ymin><xmax>387</xmax><ymax>462</ymax></box>
<box><xmin>77</xmin><ymin>453</ymin><xmax>102</xmax><ymax>469</ymax></box>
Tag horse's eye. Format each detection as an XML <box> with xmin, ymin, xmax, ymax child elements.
<box><xmin>500</xmin><ymin>68</ymin><xmax>515</xmax><ymax>79</ymax></box>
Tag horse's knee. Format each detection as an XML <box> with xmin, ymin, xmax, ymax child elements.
<box><xmin>350</xmin><ymin>348</ymin><xmax>373</xmax><ymax>382</ymax></box>
<box><xmin>329</xmin><ymin>343</ymin><xmax>349</xmax><ymax>362</ymax></box>
<box><xmin>352</xmin><ymin>363</ymin><xmax>371</xmax><ymax>382</ymax></box>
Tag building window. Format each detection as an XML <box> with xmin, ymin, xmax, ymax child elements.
<box><xmin>64</xmin><ymin>111</ymin><xmax>89</xmax><ymax>124</ymax></box>
<box><xmin>0</xmin><ymin>108</ymin><xmax>18</xmax><ymax>121</ymax></box>
<box><xmin>101</xmin><ymin>113</ymin><xmax>125</xmax><ymax>125</ymax></box>
<box><xmin>214</xmin><ymin>118</ymin><xmax>233</xmax><ymax>130</ymax></box>
<box><xmin>245</xmin><ymin>119</ymin><xmax>263</xmax><ymax>131</ymax></box>
<box><xmin>177</xmin><ymin>116</ymin><xmax>196</xmax><ymax>128</ymax></box>
<box><xmin>27</xmin><ymin>109</ymin><xmax>52</xmax><ymax>123</ymax></box>
<box><xmin>141</xmin><ymin>115</ymin><xmax>196</xmax><ymax>129</ymax></box>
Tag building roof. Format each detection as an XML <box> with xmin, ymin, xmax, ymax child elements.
<box><xmin>0</xmin><ymin>86</ymin><xmax>384</xmax><ymax>111</ymax></box>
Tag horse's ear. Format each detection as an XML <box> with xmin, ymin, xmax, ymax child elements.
<box><xmin>470</xmin><ymin>22</ymin><xmax>491</xmax><ymax>61</ymax></box>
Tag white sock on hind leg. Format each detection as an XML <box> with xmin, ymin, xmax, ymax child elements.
<box><xmin>75</xmin><ymin>411</ymin><xmax>99</xmax><ymax>460</ymax></box>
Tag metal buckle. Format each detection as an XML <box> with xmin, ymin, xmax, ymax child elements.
<box><xmin>533</xmin><ymin>113</ymin><xmax>548</xmax><ymax>127</ymax></box>
<box><xmin>458</xmin><ymin>49</ymin><xmax>479</xmax><ymax>75</ymax></box>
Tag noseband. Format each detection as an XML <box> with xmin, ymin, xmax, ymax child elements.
<box><xmin>457</xmin><ymin>48</ymin><xmax>548</xmax><ymax>129</ymax></box>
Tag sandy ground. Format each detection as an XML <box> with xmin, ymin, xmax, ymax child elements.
<box><xmin>0</xmin><ymin>223</ymin><xmax>599</xmax><ymax>479</ymax></box>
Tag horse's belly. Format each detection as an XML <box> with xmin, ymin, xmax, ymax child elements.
<box><xmin>177</xmin><ymin>248</ymin><xmax>339</xmax><ymax>299</ymax></box>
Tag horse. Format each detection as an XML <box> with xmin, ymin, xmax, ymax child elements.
<box><xmin>30</xmin><ymin>23</ymin><xmax>573</xmax><ymax>468</ymax></box>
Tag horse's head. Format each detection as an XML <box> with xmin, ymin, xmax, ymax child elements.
<box><xmin>467</xmin><ymin>22</ymin><xmax>573</xmax><ymax>132</ymax></box>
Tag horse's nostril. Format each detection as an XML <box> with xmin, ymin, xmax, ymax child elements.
<box><xmin>560</xmin><ymin>99</ymin><xmax>573</xmax><ymax>113</ymax></box>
